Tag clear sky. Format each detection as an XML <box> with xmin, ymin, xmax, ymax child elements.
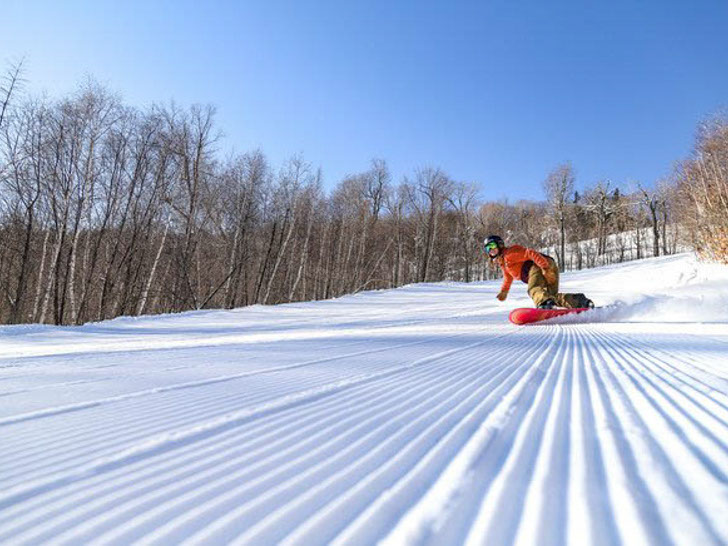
<box><xmin>3</xmin><ymin>0</ymin><xmax>727</xmax><ymax>199</ymax></box>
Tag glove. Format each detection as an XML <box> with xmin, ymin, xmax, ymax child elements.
<box><xmin>496</xmin><ymin>290</ymin><xmax>508</xmax><ymax>301</ymax></box>
<box><xmin>543</xmin><ymin>268</ymin><xmax>557</xmax><ymax>285</ymax></box>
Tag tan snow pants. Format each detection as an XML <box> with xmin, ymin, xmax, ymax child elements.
<box><xmin>527</xmin><ymin>257</ymin><xmax>589</xmax><ymax>309</ymax></box>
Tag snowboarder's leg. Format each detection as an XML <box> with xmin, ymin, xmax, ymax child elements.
<box><xmin>527</xmin><ymin>263</ymin><xmax>555</xmax><ymax>307</ymax></box>
<box><xmin>530</xmin><ymin>259</ymin><xmax>593</xmax><ymax>309</ymax></box>
<box><xmin>554</xmin><ymin>292</ymin><xmax>590</xmax><ymax>308</ymax></box>
<box><xmin>555</xmin><ymin>292</ymin><xmax>594</xmax><ymax>308</ymax></box>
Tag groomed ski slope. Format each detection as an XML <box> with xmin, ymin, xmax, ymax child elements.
<box><xmin>1</xmin><ymin>253</ymin><xmax>728</xmax><ymax>546</ymax></box>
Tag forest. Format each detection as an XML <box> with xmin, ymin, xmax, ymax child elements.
<box><xmin>1</xmin><ymin>65</ymin><xmax>726</xmax><ymax>325</ymax></box>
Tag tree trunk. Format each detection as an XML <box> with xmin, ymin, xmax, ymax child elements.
<box><xmin>32</xmin><ymin>230</ymin><xmax>51</xmax><ymax>323</ymax></box>
<box><xmin>650</xmin><ymin>204</ymin><xmax>660</xmax><ymax>257</ymax></box>
<box><xmin>9</xmin><ymin>208</ymin><xmax>35</xmax><ymax>324</ymax></box>
<box><xmin>39</xmin><ymin>228</ymin><xmax>65</xmax><ymax>325</ymax></box>
<box><xmin>289</xmin><ymin>203</ymin><xmax>314</xmax><ymax>301</ymax></box>
<box><xmin>254</xmin><ymin>221</ymin><xmax>277</xmax><ymax>304</ymax></box>
<box><xmin>138</xmin><ymin>216</ymin><xmax>171</xmax><ymax>316</ymax></box>
<box><xmin>264</xmin><ymin>210</ymin><xmax>296</xmax><ymax>304</ymax></box>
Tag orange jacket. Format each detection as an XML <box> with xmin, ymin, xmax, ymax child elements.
<box><xmin>497</xmin><ymin>245</ymin><xmax>550</xmax><ymax>293</ymax></box>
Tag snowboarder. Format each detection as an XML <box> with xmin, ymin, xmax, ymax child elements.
<box><xmin>483</xmin><ymin>235</ymin><xmax>594</xmax><ymax>309</ymax></box>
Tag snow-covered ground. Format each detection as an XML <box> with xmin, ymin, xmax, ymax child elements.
<box><xmin>1</xmin><ymin>253</ymin><xmax>727</xmax><ymax>545</ymax></box>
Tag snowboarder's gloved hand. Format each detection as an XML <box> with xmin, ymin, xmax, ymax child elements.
<box><xmin>543</xmin><ymin>268</ymin><xmax>557</xmax><ymax>285</ymax></box>
<box><xmin>496</xmin><ymin>290</ymin><xmax>508</xmax><ymax>301</ymax></box>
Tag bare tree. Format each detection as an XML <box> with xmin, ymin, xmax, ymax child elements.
<box><xmin>638</xmin><ymin>183</ymin><xmax>663</xmax><ymax>258</ymax></box>
<box><xmin>1</xmin><ymin>98</ymin><xmax>45</xmax><ymax>322</ymax></box>
<box><xmin>543</xmin><ymin>162</ymin><xmax>574</xmax><ymax>268</ymax></box>
<box><xmin>0</xmin><ymin>60</ymin><xmax>24</xmax><ymax>131</ymax></box>
<box><xmin>405</xmin><ymin>167</ymin><xmax>452</xmax><ymax>283</ymax></box>
<box><xmin>161</xmin><ymin>103</ymin><xmax>218</xmax><ymax>309</ymax></box>
<box><xmin>584</xmin><ymin>181</ymin><xmax>616</xmax><ymax>257</ymax></box>
<box><xmin>289</xmin><ymin>174</ymin><xmax>321</xmax><ymax>300</ymax></box>
<box><xmin>262</xmin><ymin>155</ymin><xmax>310</xmax><ymax>304</ymax></box>
<box><xmin>675</xmin><ymin>115</ymin><xmax>728</xmax><ymax>262</ymax></box>
<box><xmin>385</xmin><ymin>184</ymin><xmax>407</xmax><ymax>287</ymax></box>
<box><xmin>448</xmin><ymin>181</ymin><xmax>479</xmax><ymax>282</ymax></box>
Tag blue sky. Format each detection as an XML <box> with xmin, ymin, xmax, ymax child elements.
<box><xmin>3</xmin><ymin>0</ymin><xmax>727</xmax><ymax>199</ymax></box>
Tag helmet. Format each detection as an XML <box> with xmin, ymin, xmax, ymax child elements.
<box><xmin>483</xmin><ymin>235</ymin><xmax>505</xmax><ymax>259</ymax></box>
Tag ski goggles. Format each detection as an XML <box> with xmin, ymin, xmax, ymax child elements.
<box><xmin>484</xmin><ymin>241</ymin><xmax>499</xmax><ymax>252</ymax></box>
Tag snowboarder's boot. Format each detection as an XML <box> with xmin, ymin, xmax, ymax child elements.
<box><xmin>574</xmin><ymin>294</ymin><xmax>595</xmax><ymax>309</ymax></box>
<box><xmin>538</xmin><ymin>299</ymin><xmax>556</xmax><ymax>309</ymax></box>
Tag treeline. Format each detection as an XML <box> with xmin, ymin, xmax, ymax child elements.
<box><xmin>674</xmin><ymin>117</ymin><xmax>728</xmax><ymax>263</ymax></box>
<box><xmin>0</xmin><ymin>72</ymin><xmax>724</xmax><ymax>325</ymax></box>
<box><xmin>0</xmin><ymin>79</ymin><xmax>486</xmax><ymax>325</ymax></box>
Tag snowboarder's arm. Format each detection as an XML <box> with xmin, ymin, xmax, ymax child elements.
<box><xmin>500</xmin><ymin>269</ymin><xmax>513</xmax><ymax>293</ymax></box>
<box><xmin>525</xmin><ymin>248</ymin><xmax>550</xmax><ymax>271</ymax></box>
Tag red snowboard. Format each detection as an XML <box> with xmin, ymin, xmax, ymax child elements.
<box><xmin>509</xmin><ymin>307</ymin><xmax>591</xmax><ymax>325</ymax></box>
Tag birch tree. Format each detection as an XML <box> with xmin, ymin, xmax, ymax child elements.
<box><xmin>543</xmin><ymin>162</ymin><xmax>574</xmax><ymax>268</ymax></box>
